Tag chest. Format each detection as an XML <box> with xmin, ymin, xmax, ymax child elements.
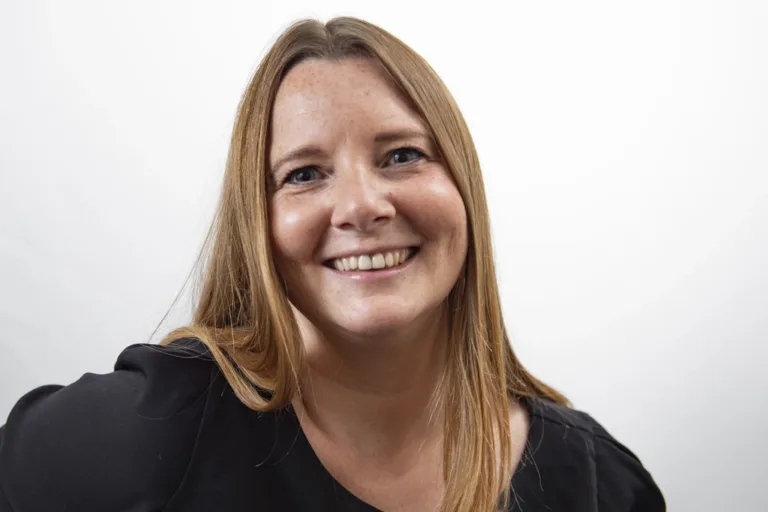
<box><xmin>163</xmin><ymin>393</ymin><xmax>602</xmax><ymax>512</ymax></box>
<box><xmin>303</xmin><ymin>427</ymin><xmax>445</xmax><ymax>512</ymax></box>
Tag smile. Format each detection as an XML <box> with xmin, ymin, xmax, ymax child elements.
<box><xmin>326</xmin><ymin>247</ymin><xmax>418</xmax><ymax>272</ymax></box>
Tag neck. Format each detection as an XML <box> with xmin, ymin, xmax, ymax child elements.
<box><xmin>292</xmin><ymin>306</ymin><xmax>449</xmax><ymax>458</ymax></box>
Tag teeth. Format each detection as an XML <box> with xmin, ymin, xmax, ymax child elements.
<box><xmin>371</xmin><ymin>254</ymin><xmax>385</xmax><ymax>269</ymax></box>
<box><xmin>331</xmin><ymin>248</ymin><xmax>413</xmax><ymax>272</ymax></box>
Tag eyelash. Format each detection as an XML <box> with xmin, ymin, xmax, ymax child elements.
<box><xmin>280</xmin><ymin>147</ymin><xmax>427</xmax><ymax>186</ymax></box>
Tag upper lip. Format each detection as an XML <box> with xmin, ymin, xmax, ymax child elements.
<box><xmin>322</xmin><ymin>244</ymin><xmax>418</xmax><ymax>262</ymax></box>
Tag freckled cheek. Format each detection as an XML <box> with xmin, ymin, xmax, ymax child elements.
<box><xmin>270</xmin><ymin>201</ymin><xmax>327</xmax><ymax>264</ymax></box>
<box><xmin>398</xmin><ymin>178</ymin><xmax>468</xmax><ymax>251</ymax></box>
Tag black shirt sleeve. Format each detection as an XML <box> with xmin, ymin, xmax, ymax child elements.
<box><xmin>590</xmin><ymin>415</ymin><xmax>666</xmax><ymax>511</ymax></box>
<box><xmin>0</xmin><ymin>338</ymin><xmax>214</xmax><ymax>512</ymax></box>
<box><xmin>518</xmin><ymin>399</ymin><xmax>666</xmax><ymax>511</ymax></box>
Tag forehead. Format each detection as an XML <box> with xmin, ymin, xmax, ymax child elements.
<box><xmin>270</xmin><ymin>58</ymin><xmax>425</xmax><ymax>148</ymax></box>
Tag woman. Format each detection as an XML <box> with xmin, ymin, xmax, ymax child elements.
<box><xmin>0</xmin><ymin>17</ymin><xmax>665</xmax><ymax>512</ymax></box>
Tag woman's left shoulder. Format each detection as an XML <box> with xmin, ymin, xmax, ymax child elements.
<box><xmin>527</xmin><ymin>398</ymin><xmax>667</xmax><ymax>511</ymax></box>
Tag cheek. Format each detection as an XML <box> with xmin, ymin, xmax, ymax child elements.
<box><xmin>270</xmin><ymin>197</ymin><xmax>327</xmax><ymax>269</ymax></box>
<box><xmin>402</xmin><ymin>174</ymin><xmax>468</xmax><ymax>254</ymax></box>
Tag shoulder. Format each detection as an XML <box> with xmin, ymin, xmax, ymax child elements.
<box><xmin>0</xmin><ymin>338</ymin><xmax>217</xmax><ymax>511</ymax></box>
<box><xmin>527</xmin><ymin>398</ymin><xmax>666</xmax><ymax>510</ymax></box>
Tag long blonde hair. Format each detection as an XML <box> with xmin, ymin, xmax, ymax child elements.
<box><xmin>160</xmin><ymin>16</ymin><xmax>568</xmax><ymax>512</ymax></box>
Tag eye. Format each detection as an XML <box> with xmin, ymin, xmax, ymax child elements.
<box><xmin>283</xmin><ymin>166</ymin><xmax>320</xmax><ymax>186</ymax></box>
<box><xmin>386</xmin><ymin>147</ymin><xmax>425</xmax><ymax>166</ymax></box>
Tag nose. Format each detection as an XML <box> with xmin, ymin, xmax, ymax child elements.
<box><xmin>330</xmin><ymin>163</ymin><xmax>395</xmax><ymax>232</ymax></box>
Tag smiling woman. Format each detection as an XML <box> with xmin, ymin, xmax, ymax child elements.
<box><xmin>0</xmin><ymin>16</ymin><xmax>664</xmax><ymax>512</ymax></box>
<box><xmin>270</xmin><ymin>58</ymin><xmax>468</xmax><ymax>342</ymax></box>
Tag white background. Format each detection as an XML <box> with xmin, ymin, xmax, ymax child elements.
<box><xmin>1</xmin><ymin>1</ymin><xmax>766</xmax><ymax>510</ymax></box>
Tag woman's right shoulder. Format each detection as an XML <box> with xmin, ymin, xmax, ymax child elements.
<box><xmin>0</xmin><ymin>337</ymin><xmax>217</xmax><ymax>511</ymax></box>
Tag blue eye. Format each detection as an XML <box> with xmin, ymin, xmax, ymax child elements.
<box><xmin>284</xmin><ymin>166</ymin><xmax>320</xmax><ymax>185</ymax></box>
<box><xmin>387</xmin><ymin>147</ymin><xmax>425</xmax><ymax>166</ymax></box>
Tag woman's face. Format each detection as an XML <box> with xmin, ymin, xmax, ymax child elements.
<box><xmin>269</xmin><ymin>58</ymin><xmax>467</xmax><ymax>340</ymax></box>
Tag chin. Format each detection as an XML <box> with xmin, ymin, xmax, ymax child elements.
<box><xmin>331</xmin><ymin>308</ymin><xmax>420</xmax><ymax>340</ymax></box>
<box><xmin>337</xmin><ymin>318</ymin><xmax>412</xmax><ymax>339</ymax></box>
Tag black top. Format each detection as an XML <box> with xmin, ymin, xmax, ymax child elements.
<box><xmin>0</xmin><ymin>338</ymin><xmax>665</xmax><ymax>511</ymax></box>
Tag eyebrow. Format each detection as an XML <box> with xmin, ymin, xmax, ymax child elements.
<box><xmin>270</xmin><ymin>128</ymin><xmax>433</xmax><ymax>174</ymax></box>
<box><xmin>270</xmin><ymin>146</ymin><xmax>327</xmax><ymax>175</ymax></box>
<box><xmin>373</xmin><ymin>128</ymin><xmax>432</xmax><ymax>145</ymax></box>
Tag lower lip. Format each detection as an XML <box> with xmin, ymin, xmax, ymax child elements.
<box><xmin>326</xmin><ymin>253</ymin><xmax>416</xmax><ymax>281</ymax></box>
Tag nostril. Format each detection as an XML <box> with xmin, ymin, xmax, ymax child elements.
<box><xmin>329</xmin><ymin>193</ymin><xmax>397</xmax><ymax>232</ymax></box>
